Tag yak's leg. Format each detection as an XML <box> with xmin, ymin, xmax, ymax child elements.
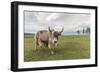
<box><xmin>38</xmin><ymin>40</ymin><xmax>45</xmax><ymax>49</ymax></box>
<box><xmin>55</xmin><ymin>42</ymin><xmax>58</xmax><ymax>46</ymax></box>
<box><xmin>38</xmin><ymin>41</ymin><xmax>43</xmax><ymax>47</ymax></box>
<box><xmin>48</xmin><ymin>44</ymin><xmax>54</xmax><ymax>55</ymax></box>
<box><xmin>53</xmin><ymin>42</ymin><xmax>58</xmax><ymax>50</ymax></box>
<box><xmin>35</xmin><ymin>43</ymin><xmax>37</xmax><ymax>51</ymax></box>
<box><xmin>52</xmin><ymin>44</ymin><xmax>56</xmax><ymax>50</ymax></box>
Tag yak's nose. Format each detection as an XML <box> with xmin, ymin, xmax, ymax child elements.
<box><xmin>54</xmin><ymin>41</ymin><xmax>57</xmax><ymax>43</ymax></box>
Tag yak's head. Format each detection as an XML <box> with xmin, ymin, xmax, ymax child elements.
<box><xmin>48</xmin><ymin>26</ymin><xmax>64</xmax><ymax>44</ymax></box>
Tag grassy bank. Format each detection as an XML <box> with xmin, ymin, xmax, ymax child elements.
<box><xmin>24</xmin><ymin>35</ymin><xmax>90</xmax><ymax>62</ymax></box>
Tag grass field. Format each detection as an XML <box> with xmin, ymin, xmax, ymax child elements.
<box><xmin>24</xmin><ymin>35</ymin><xmax>90</xmax><ymax>62</ymax></box>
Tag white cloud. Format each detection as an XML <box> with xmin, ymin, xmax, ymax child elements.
<box><xmin>46</xmin><ymin>13</ymin><xmax>59</xmax><ymax>21</ymax></box>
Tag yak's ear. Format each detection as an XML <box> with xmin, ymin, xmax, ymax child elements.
<box><xmin>48</xmin><ymin>26</ymin><xmax>52</xmax><ymax>32</ymax></box>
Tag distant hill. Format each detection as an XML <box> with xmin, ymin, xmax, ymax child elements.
<box><xmin>24</xmin><ymin>33</ymin><xmax>35</xmax><ymax>35</ymax></box>
<box><xmin>24</xmin><ymin>33</ymin><xmax>35</xmax><ymax>38</ymax></box>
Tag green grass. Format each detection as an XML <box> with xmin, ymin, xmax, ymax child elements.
<box><xmin>24</xmin><ymin>35</ymin><xmax>90</xmax><ymax>62</ymax></box>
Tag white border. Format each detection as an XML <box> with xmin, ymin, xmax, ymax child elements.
<box><xmin>18</xmin><ymin>5</ymin><xmax>96</xmax><ymax>68</ymax></box>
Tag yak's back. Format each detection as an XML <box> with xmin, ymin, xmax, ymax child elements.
<box><xmin>36</xmin><ymin>30</ymin><xmax>49</xmax><ymax>41</ymax></box>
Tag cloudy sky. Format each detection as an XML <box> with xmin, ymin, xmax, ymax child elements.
<box><xmin>24</xmin><ymin>11</ymin><xmax>91</xmax><ymax>34</ymax></box>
